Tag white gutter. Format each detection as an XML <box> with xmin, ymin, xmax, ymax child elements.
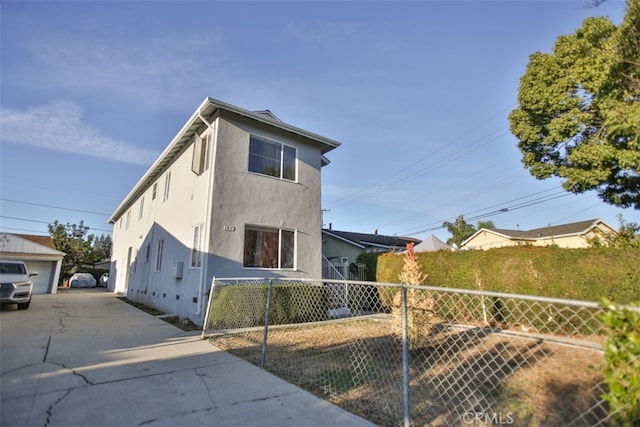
<box><xmin>195</xmin><ymin>111</ymin><xmax>217</xmax><ymax>318</ymax></box>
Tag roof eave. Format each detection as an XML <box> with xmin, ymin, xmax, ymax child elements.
<box><xmin>109</xmin><ymin>98</ymin><xmax>341</xmax><ymax>223</ymax></box>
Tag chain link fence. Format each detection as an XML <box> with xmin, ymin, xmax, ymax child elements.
<box><xmin>202</xmin><ymin>278</ymin><xmax>621</xmax><ymax>426</ymax></box>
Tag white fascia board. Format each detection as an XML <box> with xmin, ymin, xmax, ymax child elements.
<box><xmin>206</xmin><ymin>97</ymin><xmax>341</xmax><ymax>154</ymax></box>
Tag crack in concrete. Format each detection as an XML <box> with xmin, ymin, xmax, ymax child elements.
<box><xmin>137</xmin><ymin>407</ymin><xmax>217</xmax><ymax>425</ymax></box>
<box><xmin>48</xmin><ymin>361</ymin><xmax>94</xmax><ymax>386</ymax></box>
<box><xmin>0</xmin><ymin>362</ymin><xmax>43</xmax><ymax>377</ymax></box>
<box><xmin>196</xmin><ymin>371</ymin><xmax>216</xmax><ymax>407</ymax></box>
<box><xmin>44</xmin><ymin>389</ymin><xmax>72</xmax><ymax>427</ymax></box>
<box><xmin>57</xmin><ymin>312</ymin><xmax>69</xmax><ymax>334</ymax></box>
<box><xmin>230</xmin><ymin>391</ymin><xmax>294</xmax><ymax>406</ymax></box>
<box><xmin>43</xmin><ymin>335</ymin><xmax>52</xmax><ymax>363</ymax></box>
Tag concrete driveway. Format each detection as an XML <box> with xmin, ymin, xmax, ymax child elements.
<box><xmin>1</xmin><ymin>289</ymin><xmax>375</xmax><ymax>427</ymax></box>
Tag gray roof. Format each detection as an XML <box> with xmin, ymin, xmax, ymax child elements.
<box><xmin>322</xmin><ymin>229</ymin><xmax>421</xmax><ymax>250</ymax></box>
<box><xmin>491</xmin><ymin>219</ymin><xmax>608</xmax><ymax>240</ymax></box>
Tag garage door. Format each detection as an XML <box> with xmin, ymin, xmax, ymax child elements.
<box><xmin>24</xmin><ymin>261</ymin><xmax>53</xmax><ymax>294</ymax></box>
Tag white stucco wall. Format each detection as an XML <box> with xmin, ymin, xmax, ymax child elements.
<box><xmin>110</xmin><ymin>111</ymin><xmax>326</xmax><ymax>324</ymax></box>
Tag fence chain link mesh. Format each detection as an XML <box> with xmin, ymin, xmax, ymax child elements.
<box><xmin>202</xmin><ymin>278</ymin><xmax>618</xmax><ymax>426</ymax></box>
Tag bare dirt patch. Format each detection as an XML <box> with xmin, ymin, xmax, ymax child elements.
<box><xmin>117</xmin><ymin>297</ymin><xmax>201</xmax><ymax>331</ymax></box>
<box><xmin>209</xmin><ymin>317</ymin><xmax>606</xmax><ymax>426</ymax></box>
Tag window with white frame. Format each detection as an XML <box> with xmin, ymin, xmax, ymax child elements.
<box><xmin>243</xmin><ymin>226</ymin><xmax>295</xmax><ymax>269</ymax></box>
<box><xmin>138</xmin><ymin>197</ymin><xmax>145</xmax><ymax>220</ymax></box>
<box><xmin>163</xmin><ymin>172</ymin><xmax>171</xmax><ymax>202</ymax></box>
<box><xmin>155</xmin><ymin>239</ymin><xmax>164</xmax><ymax>271</ymax></box>
<box><xmin>191</xmin><ymin>134</ymin><xmax>208</xmax><ymax>175</ymax></box>
<box><xmin>125</xmin><ymin>210</ymin><xmax>131</xmax><ymax>230</ymax></box>
<box><xmin>191</xmin><ymin>224</ymin><xmax>202</xmax><ymax>268</ymax></box>
<box><xmin>152</xmin><ymin>183</ymin><xmax>157</xmax><ymax>200</ymax></box>
<box><xmin>248</xmin><ymin>135</ymin><xmax>296</xmax><ymax>181</ymax></box>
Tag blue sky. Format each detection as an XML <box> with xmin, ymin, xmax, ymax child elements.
<box><xmin>1</xmin><ymin>0</ymin><xmax>636</xmax><ymax>243</ymax></box>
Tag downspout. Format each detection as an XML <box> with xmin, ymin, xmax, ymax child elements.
<box><xmin>195</xmin><ymin>111</ymin><xmax>217</xmax><ymax>318</ymax></box>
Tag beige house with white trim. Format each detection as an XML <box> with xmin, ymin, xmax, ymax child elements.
<box><xmin>461</xmin><ymin>219</ymin><xmax>617</xmax><ymax>250</ymax></box>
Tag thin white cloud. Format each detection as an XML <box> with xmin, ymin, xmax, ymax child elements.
<box><xmin>0</xmin><ymin>101</ymin><xmax>158</xmax><ymax>165</ymax></box>
<box><xmin>22</xmin><ymin>31</ymin><xmax>224</xmax><ymax>112</ymax></box>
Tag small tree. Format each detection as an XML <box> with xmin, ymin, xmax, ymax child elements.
<box><xmin>609</xmin><ymin>215</ymin><xmax>640</xmax><ymax>248</ymax></box>
<box><xmin>393</xmin><ymin>242</ymin><xmax>434</xmax><ymax>349</ymax></box>
<box><xmin>443</xmin><ymin>216</ymin><xmax>497</xmax><ymax>247</ymax></box>
<box><xmin>443</xmin><ymin>215</ymin><xmax>476</xmax><ymax>247</ymax></box>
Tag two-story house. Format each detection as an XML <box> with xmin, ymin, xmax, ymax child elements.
<box><xmin>108</xmin><ymin>98</ymin><xmax>340</xmax><ymax>324</ymax></box>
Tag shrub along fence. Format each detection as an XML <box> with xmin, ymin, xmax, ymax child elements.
<box><xmin>202</xmin><ymin>277</ymin><xmax>638</xmax><ymax>427</ymax></box>
<box><xmin>376</xmin><ymin>247</ymin><xmax>640</xmax><ymax>303</ymax></box>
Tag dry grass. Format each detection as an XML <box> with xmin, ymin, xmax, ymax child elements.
<box><xmin>209</xmin><ymin>317</ymin><xmax>606</xmax><ymax>426</ymax></box>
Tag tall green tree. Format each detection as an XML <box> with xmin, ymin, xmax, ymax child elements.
<box><xmin>509</xmin><ymin>0</ymin><xmax>640</xmax><ymax>209</ymax></box>
<box><xmin>443</xmin><ymin>215</ymin><xmax>477</xmax><ymax>247</ymax></box>
<box><xmin>48</xmin><ymin>221</ymin><xmax>111</xmax><ymax>274</ymax></box>
<box><xmin>477</xmin><ymin>220</ymin><xmax>496</xmax><ymax>231</ymax></box>
<box><xmin>93</xmin><ymin>234</ymin><xmax>113</xmax><ymax>262</ymax></box>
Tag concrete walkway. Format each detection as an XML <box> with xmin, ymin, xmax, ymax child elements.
<box><xmin>1</xmin><ymin>289</ymin><xmax>376</xmax><ymax>427</ymax></box>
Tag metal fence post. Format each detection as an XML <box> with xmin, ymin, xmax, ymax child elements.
<box><xmin>201</xmin><ymin>276</ymin><xmax>216</xmax><ymax>339</ymax></box>
<box><xmin>260</xmin><ymin>277</ymin><xmax>273</xmax><ymax>367</ymax></box>
<box><xmin>401</xmin><ymin>284</ymin><xmax>410</xmax><ymax>427</ymax></box>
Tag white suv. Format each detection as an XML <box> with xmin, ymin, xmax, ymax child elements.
<box><xmin>0</xmin><ymin>260</ymin><xmax>36</xmax><ymax>310</ymax></box>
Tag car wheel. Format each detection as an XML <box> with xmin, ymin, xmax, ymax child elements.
<box><xmin>17</xmin><ymin>299</ymin><xmax>31</xmax><ymax>310</ymax></box>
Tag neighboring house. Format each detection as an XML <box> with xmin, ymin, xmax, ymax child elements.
<box><xmin>461</xmin><ymin>219</ymin><xmax>618</xmax><ymax>250</ymax></box>
<box><xmin>322</xmin><ymin>227</ymin><xmax>421</xmax><ymax>267</ymax></box>
<box><xmin>0</xmin><ymin>233</ymin><xmax>65</xmax><ymax>294</ymax></box>
<box><xmin>108</xmin><ymin>97</ymin><xmax>340</xmax><ymax>324</ymax></box>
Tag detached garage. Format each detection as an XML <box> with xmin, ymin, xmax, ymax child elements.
<box><xmin>0</xmin><ymin>233</ymin><xmax>65</xmax><ymax>294</ymax></box>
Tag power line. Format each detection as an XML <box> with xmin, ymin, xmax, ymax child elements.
<box><xmin>0</xmin><ymin>215</ymin><xmax>113</xmax><ymax>233</ymax></box>
<box><xmin>394</xmin><ymin>187</ymin><xmax>571</xmax><ymax>236</ymax></box>
<box><xmin>333</xmin><ymin>128</ymin><xmax>509</xmax><ymax>208</ymax></box>
<box><xmin>408</xmin><ymin>192</ymin><xmax>573</xmax><ymax>236</ymax></box>
<box><xmin>0</xmin><ymin>226</ymin><xmax>50</xmax><ymax>235</ymax></box>
<box><xmin>0</xmin><ymin>198</ymin><xmax>111</xmax><ymax>216</ymax></box>
<box><xmin>329</xmin><ymin>105</ymin><xmax>514</xmax><ymax>209</ymax></box>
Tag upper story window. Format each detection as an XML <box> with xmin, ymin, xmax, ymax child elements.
<box><xmin>248</xmin><ymin>135</ymin><xmax>296</xmax><ymax>181</ymax></box>
<box><xmin>152</xmin><ymin>183</ymin><xmax>157</xmax><ymax>200</ymax></box>
<box><xmin>138</xmin><ymin>197</ymin><xmax>145</xmax><ymax>220</ymax></box>
<box><xmin>191</xmin><ymin>133</ymin><xmax>208</xmax><ymax>175</ymax></box>
<box><xmin>243</xmin><ymin>225</ymin><xmax>295</xmax><ymax>269</ymax></box>
<box><xmin>163</xmin><ymin>171</ymin><xmax>171</xmax><ymax>202</ymax></box>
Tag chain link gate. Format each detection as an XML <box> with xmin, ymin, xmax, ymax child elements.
<box><xmin>202</xmin><ymin>278</ymin><xmax>622</xmax><ymax>426</ymax></box>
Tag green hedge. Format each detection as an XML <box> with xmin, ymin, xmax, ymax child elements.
<box><xmin>599</xmin><ymin>299</ymin><xmax>640</xmax><ymax>424</ymax></box>
<box><xmin>376</xmin><ymin>247</ymin><xmax>640</xmax><ymax>303</ymax></box>
<box><xmin>207</xmin><ymin>283</ymin><xmax>328</xmax><ymax>329</ymax></box>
